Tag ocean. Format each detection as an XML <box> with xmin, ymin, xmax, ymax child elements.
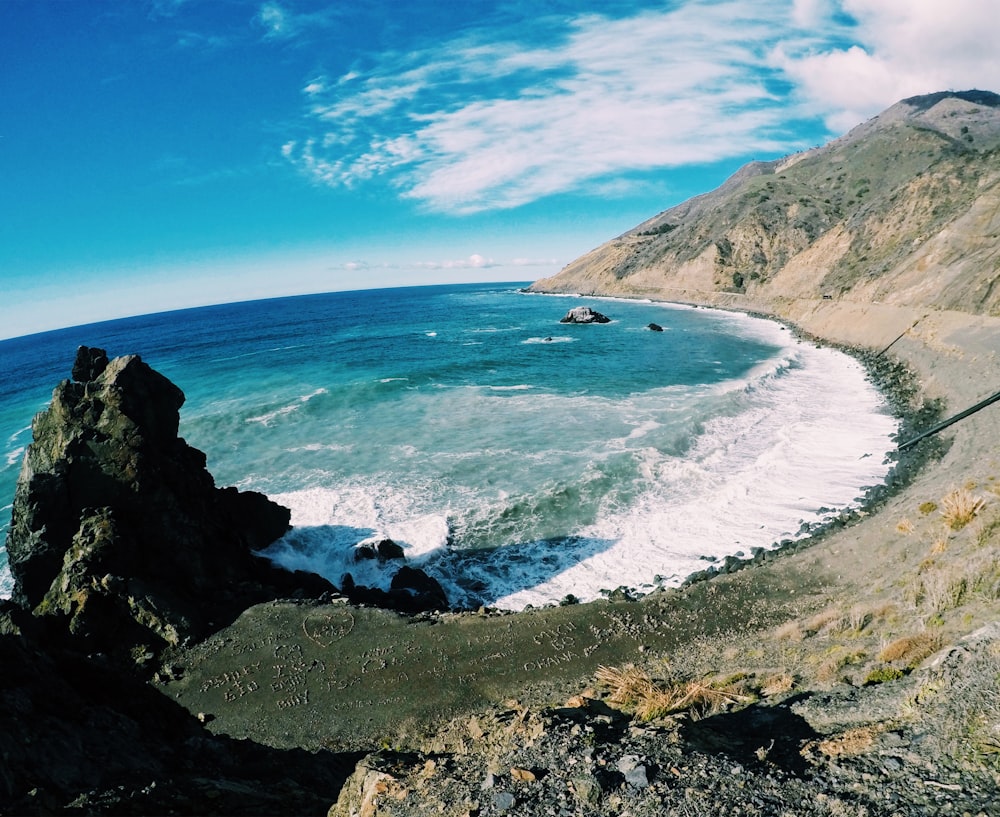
<box><xmin>0</xmin><ymin>282</ymin><xmax>898</xmax><ymax>609</ymax></box>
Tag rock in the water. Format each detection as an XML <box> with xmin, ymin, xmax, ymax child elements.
<box><xmin>353</xmin><ymin>544</ymin><xmax>377</xmax><ymax>562</ymax></box>
<box><xmin>390</xmin><ymin>565</ymin><xmax>450</xmax><ymax>611</ymax></box>
<box><xmin>4</xmin><ymin>346</ymin><xmax>333</xmax><ymax>665</ymax></box>
<box><xmin>647</xmin><ymin>322</ymin><xmax>664</xmax><ymax>332</ymax></box>
<box><xmin>375</xmin><ymin>538</ymin><xmax>406</xmax><ymax>561</ymax></box>
<box><xmin>560</xmin><ymin>306</ymin><xmax>611</xmax><ymax>324</ymax></box>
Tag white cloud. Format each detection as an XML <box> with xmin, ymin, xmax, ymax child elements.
<box><xmin>779</xmin><ymin>0</ymin><xmax>1000</xmax><ymax>130</ymax></box>
<box><xmin>282</xmin><ymin>0</ymin><xmax>999</xmax><ymax>213</ymax></box>
<box><xmin>512</xmin><ymin>257</ymin><xmax>560</xmax><ymax>267</ymax></box>
<box><xmin>303</xmin><ymin>77</ymin><xmax>326</xmax><ymax>96</ymax></box>
<box><xmin>791</xmin><ymin>0</ymin><xmax>829</xmax><ymax>27</ymax></box>
<box><xmin>414</xmin><ymin>254</ymin><xmax>499</xmax><ymax>270</ymax></box>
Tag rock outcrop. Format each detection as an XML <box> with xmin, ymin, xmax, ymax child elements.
<box><xmin>5</xmin><ymin>346</ymin><xmax>333</xmax><ymax>666</ymax></box>
<box><xmin>560</xmin><ymin>306</ymin><xmax>611</xmax><ymax>324</ymax></box>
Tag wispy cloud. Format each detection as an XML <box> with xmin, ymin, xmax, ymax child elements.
<box><xmin>281</xmin><ymin>0</ymin><xmax>999</xmax><ymax>213</ymax></box>
<box><xmin>255</xmin><ymin>1</ymin><xmax>340</xmax><ymax>42</ymax></box>
<box><xmin>336</xmin><ymin>254</ymin><xmax>551</xmax><ymax>273</ymax></box>
<box><xmin>414</xmin><ymin>254</ymin><xmax>499</xmax><ymax>270</ymax></box>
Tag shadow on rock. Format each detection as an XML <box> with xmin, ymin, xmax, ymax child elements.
<box><xmin>681</xmin><ymin>696</ymin><xmax>819</xmax><ymax>776</ymax></box>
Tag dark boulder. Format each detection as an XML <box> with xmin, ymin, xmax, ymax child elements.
<box><xmin>560</xmin><ymin>306</ymin><xmax>611</xmax><ymax>324</ymax></box>
<box><xmin>647</xmin><ymin>322</ymin><xmax>664</xmax><ymax>332</ymax></box>
<box><xmin>339</xmin><ymin>565</ymin><xmax>450</xmax><ymax>614</ymax></box>
<box><xmin>390</xmin><ymin>565</ymin><xmax>448</xmax><ymax>609</ymax></box>
<box><xmin>375</xmin><ymin>538</ymin><xmax>406</xmax><ymax>561</ymax></box>
<box><xmin>4</xmin><ymin>346</ymin><xmax>333</xmax><ymax>667</ymax></box>
<box><xmin>352</xmin><ymin>539</ymin><xmax>404</xmax><ymax>562</ymax></box>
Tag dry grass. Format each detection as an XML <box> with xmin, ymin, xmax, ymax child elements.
<box><xmin>595</xmin><ymin>664</ymin><xmax>752</xmax><ymax>721</ymax></box>
<box><xmin>976</xmin><ymin>510</ymin><xmax>1000</xmax><ymax>548</ymax></box>
<box><xmin>916</xmin><ymin>568</ymin><xmax>969</xmax><ymax>614</ymax></box>
<box><xmin>896</xmin><ymin>518</ymin><xmax>915</xmax><ymax>535</ymax></box>
<box><xmin>878</xmin><ymin>632</ymin><xmax>941</xmax><ymax>667</ymax></box>
<box><xmin>914</xmin><ymin>549</ymin><xmax>1000</xmax><ymax>616</ymax></box>
<box><xmin>940</xmin><ymin>487</ymin><xmax>987</xmax><ymax>531</ymax></box>
<box><xmin>773</xmin><ymin>620</ymin><xmax>804</xmax><ymax>642</ymax></box>
<box><xmin>814</xmin><ymin>648</ymin><xmax>867</xmax><ymax>684</ymax></box>
<box><xmin>775</xmin><ymin>603</ymin><xmax>895</xmax><ymax>646</ymax></box>
<box><xmin>844</xmin><ymin>605</ymin><xmax>873</xmax><ymax>633</ymax></box>
<box><xmin>760</xmin><ymin>672</ymin><xmax>795</xmax><ymax>697</ymax></box>
<box><xmin>807</xmin><ymin>725</ymin><xmax>884</xmax><ymax>758</ymax></box>
<box><xmin>796</xmin><ymin>608</ymin><xmax>843</xmax><ymax>638</ymax></box>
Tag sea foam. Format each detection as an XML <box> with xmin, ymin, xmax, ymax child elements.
<box><xmin>0</xmin><ymin>284</ymin><xmax>899</xmax><ymax>609</ymax></box>
<box><xmin>260</xmin><ymin>326</ymin><xmax>896</xmax><ymax>611</ymax></box>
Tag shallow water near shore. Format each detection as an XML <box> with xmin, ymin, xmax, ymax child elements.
<box><xmin>0</xmin><ymin>282</ymin><xmax>897</xmax><ymax>606</ymax></box>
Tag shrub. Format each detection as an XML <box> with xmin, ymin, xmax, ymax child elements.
<box><xmin>864</xmin><ymin>666</ymin><xmax>905</xmax><ymax>685</ymax></box>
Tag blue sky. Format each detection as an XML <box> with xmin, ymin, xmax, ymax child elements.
<box><xmin>2</xmin><ymin>0</ymin><xmax>997</xmax><ymax>340</ymax></box>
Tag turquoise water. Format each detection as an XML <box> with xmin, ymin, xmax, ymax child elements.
<box><xmin>0</xmin><ymin>283</ymin><xmax>898</xmax><ymax>608</ymax></box>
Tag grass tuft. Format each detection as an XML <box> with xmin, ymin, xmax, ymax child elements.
<box><xmin>878</xmin><ymin>632</ymin><xmax>941</xmax><ymax>667</ymax></box>
<box><xmin>596</xmin><ymin>664</ymin><xmax>752</xmax><ymax>721</ymax></box>
<box><xmin>940</xmin><ymin>487</ymin><xmax>987</xmax><ymax>530</ymax></box>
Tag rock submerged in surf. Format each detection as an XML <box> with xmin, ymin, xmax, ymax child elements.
<box><xmin>560</xmin><ymin>306</ymin><xmax>611</xmax><ymax>324</ymax></box>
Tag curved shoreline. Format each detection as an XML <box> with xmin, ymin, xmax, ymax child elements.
<box><xmin>521</xmin><ymin>290</ymin><xmax>948</xmax><ymax>591</ymax></box>
<box><xmin>159</xmin><ymin>292</ymin><xmax>1000</xmax><ymax>757</ymax></box>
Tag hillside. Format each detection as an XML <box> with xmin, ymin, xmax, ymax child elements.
<box><xmin>531</xmin><ymin>90</ymin><xmax>1000</xmax><ymax>316</ymax></box>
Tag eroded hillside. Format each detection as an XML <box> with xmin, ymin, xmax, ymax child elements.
<box><xmin>532</xmin><ymin>90</ymin><xmax>1000</xmax><ymax>316</ymax></box>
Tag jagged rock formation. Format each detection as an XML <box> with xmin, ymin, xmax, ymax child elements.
<box><xmin>531</xmin><ymin>90</ymin><xmax>1000</xmax><ymax>315</ymax></box>
<box><xmin>4</xmin><ymin>346</ymin><xmax>333</xmax><ymax>666</ymax></box>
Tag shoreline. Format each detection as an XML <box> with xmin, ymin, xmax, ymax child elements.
<box><xmin>161</xmin><ymin>292</ymin><xmax>1000</xmax><ymax>758</ymax></box>
<box><xmin>520</xmin><ymin>290</ymin><xmax>947</xmax><ymax>596</ymax></box>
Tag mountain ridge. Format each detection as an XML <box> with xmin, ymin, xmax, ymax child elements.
<box><xmin>530</xmin><ymin>90</ymin><xmax>1000</xmax><ymax>318</ymax></box>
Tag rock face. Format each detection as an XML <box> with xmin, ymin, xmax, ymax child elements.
<box><xmin>560</xmin><ymin>306</ymin><xmax>611</xmax><ymax>324</ymax></box>
<box><xmin>5</xmin><ymin>346</ymin><xmax>333</xmax><ymax>665</ymax></box>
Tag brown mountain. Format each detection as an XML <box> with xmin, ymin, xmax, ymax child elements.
<box><xmin>531</xmin><ymin>90</ymin><xmax>1000</xmax><ymax>316</ymax></box>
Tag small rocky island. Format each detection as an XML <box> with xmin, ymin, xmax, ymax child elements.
<box><xmin>559</xmin><ymin>305</ymin><xmax>610</xmax><ymax>323</ymax></box>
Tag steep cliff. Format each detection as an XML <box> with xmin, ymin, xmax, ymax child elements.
<box><xmin>531</xmin><ymin>90</ymin><xmax>1000</xmax><ymax>316</ymax></box>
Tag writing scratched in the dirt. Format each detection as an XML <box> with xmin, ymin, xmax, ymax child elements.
<box><xmin>164</xmin><ymin>600</ymin><xmax>678</xmax><ymax>744</ymax></box>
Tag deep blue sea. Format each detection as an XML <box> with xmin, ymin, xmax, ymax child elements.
<box><xmin>0</xmin><ymin>282</ymin><xmax>897</xmax><ymax>608</ymax></box>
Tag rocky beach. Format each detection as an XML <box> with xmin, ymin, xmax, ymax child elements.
<box><xmin>3</xmin><ymin>90</ymin><xmax>1000</xmax><ymax>815</ymax></box>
